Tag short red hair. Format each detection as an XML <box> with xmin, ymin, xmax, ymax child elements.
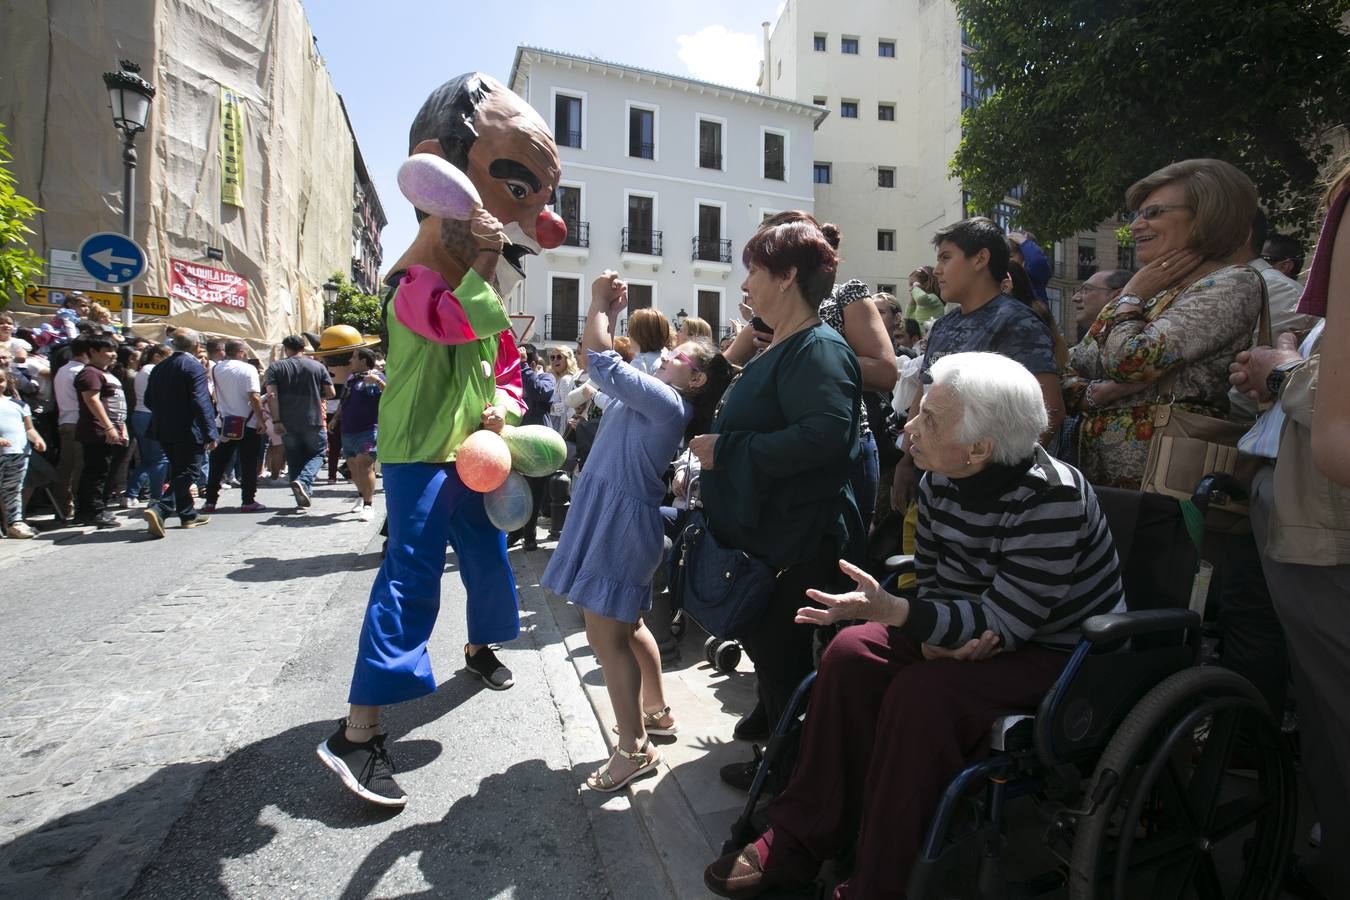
<box><xmin>742</xmin><ymin>211</ymin><xmax>839</xmax><ymax>304</ymax></box>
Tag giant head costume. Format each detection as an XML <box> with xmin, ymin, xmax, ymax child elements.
<box><xmin>396</xmin><ymin>73</ymin><xmax>565</xmax><ymax>293</ymax></box>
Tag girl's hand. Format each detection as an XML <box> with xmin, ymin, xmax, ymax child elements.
<box><xmin>688</xmin><ymin>433</ymin><xmax>718</xmax><ymax>470</ymax></box>
<box><xmin>797</xmin><ymin>559</ymin><xmax>907</xmax><ymax>627</ymax></box>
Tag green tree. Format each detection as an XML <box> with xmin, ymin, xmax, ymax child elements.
<box><xmin>0</xmin><ymin>121</ymin><xmax>44</xmax><ymax>309</ymax></box>
<box><xmin>326</xmin><ymin>272</ymin><xmax>383</xmax><ymax>336</ymax></box>
<box><xmin>954</xmin><ymin>0</ymin><xmax>1350</xmax><ymax>238</ymax></box>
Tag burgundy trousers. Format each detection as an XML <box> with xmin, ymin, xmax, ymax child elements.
<box><xmin>757</xmin><ymin>622</ymin><xmax>1067</xmax><ymax>899</ymax></box>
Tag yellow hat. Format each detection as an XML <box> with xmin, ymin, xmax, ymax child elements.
<box><xmin>308</xmin><ymin>324</ymin><xmax>380</xmax><ymax>357</ymax></box>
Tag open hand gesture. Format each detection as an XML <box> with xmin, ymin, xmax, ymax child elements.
<box><xmin>797</xmin><ymin>559</ymin><xmax>906</xmax><ymax>627</ymax></box>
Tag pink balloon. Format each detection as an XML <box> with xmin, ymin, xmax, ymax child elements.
<box><xmin>397</xmin><ymin>153</ymin><xmax>481</xmax><ymax>220</ymax></box>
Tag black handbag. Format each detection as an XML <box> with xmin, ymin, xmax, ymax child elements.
<box><xmin>676</xmin><ymin>509</ymin><xmax>777</xmax><ymax>640</ymax></box>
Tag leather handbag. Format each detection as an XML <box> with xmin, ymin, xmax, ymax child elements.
<box><xmin>1138</xmin><ymin>266</ymin><xmax>1271</xmax><ymax>518</ymax></box>
<box><xmin>676</xmin><ymin>509</ymin><xmax>778</xmax><ymax>640</ymax></box>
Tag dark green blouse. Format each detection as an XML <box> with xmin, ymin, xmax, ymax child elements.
<box><xmin>702</xmin><ymin>323</ymin><xmax>863</xmax><ymax>570</ymax></box>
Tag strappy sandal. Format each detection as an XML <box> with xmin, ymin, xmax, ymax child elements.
<box><xmin>586</xmin><ymin>739</ymin><xmax>660</xmax><ymax>793</ymax></box>
<box><xmin>611</xmin><ymin>706</ymin><xmax>679</xmax><ymax>738</ymax></box>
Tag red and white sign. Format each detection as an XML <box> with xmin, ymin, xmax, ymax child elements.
<box><xmin>169</xmin><ymin>258</ymin><xmax>249</xmax><ymax>309</ymax></box>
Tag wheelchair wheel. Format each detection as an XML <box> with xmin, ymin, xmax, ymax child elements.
<box><xmin>703</xmin><ymin>636</ymin><xmax>719</xmax><ymax>666</ymax></box>
<box><xmin>712</xmin><ymin>641</ymin><xmax>742</xmax><ymax>673</ymax></box>
<box><xmin>1068</xmin><ymin>667</ymin><xmax>1296</xmax><ymax>900</ymax></box>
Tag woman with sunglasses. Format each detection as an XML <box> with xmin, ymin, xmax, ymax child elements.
<box><xmin>1061</xmin><ymin>158</ymin><xmax>1265</xmax><ymax>488</ymax></box>
<box><xmin>543</xmin><ymin>270</ymin><xmax>732</xmax><ymax>793</ymax></box>
<box><xmin>544</xmin><ymin>346</ymin><xmax>578</xmax><ymax>436</ymax></box>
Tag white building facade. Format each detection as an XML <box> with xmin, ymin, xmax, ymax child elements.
<box><xmin>509</xmin><ymin>46</ymin><xmax>826</xmax><ymax>344</ymax></box>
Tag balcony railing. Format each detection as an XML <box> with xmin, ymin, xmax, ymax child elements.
<box><xmin>557</xmin><ymin>129</ymin><xmax>582</xmax><ymax>148</ymax></box>
<box><xmin>629</xmin><ymin>142</ymin><xmax>654</xmax><ymax>160</ymax></box>
<box><xmin>543</xmin><ymin>314</ymin><xmax>586</xmax><ymax>342</ymax></box>
<box><xmin>691</xmin><ymin>236</ymin><xmax>732</xmax><ymax>263</ymax></box>
<box><xmin>562</xmin><ymin>220</ymin><xmax>590</xmax><ymax>249</ymax></box>
<box><xmin>622</xmin><ymin>227</ymin><xmax>662</xmax><ymax>256</ymax></box>
<box><xmin>699</xmin><ymin>152</ymin><xmax>723</xmax><ymax>169</ymax></box>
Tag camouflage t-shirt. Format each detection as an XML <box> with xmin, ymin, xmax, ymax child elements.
<box><xmin>921</xmin><ymin>293</ymin><xmax>1057</xmax><ymax>382</ymax></box>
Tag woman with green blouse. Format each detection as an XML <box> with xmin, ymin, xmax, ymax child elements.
<box><xmin>689</xmin><ymin>211</ymin><xmax>864</xmax><ymax>788</ymax></box>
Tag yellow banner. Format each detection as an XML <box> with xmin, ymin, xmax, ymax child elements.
<box><xmin>220</xmin><ymin>85</ymin><xmax>245</xmax><ymax>208</ymax></box>
<box><xmin>24</xmin><ymin>284</ymin><xmax>171</xmax><ymax>317</ymax></box>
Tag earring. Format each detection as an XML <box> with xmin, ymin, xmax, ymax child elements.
<box><xmin>965</xmin><ymin>459</ymin><xmax>971</xmax><ymax>466</ymax></box>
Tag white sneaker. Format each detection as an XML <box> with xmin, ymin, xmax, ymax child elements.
<box><xmin>359</xmin><ymin>504</ymin><xmax>374</xmax><ymax>522</ymax></box>
<box><xmin>351</xmin><ymin>496</ymin><xmax>366</xmax><ymax>515</ymax></box>
<box><xmin>6</xmin><ymin>522</ymin><xmax>37</xmax><ymax>539</ymax></box>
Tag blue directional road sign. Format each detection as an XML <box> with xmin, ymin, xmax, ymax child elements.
<box><xmin>79</xmin><ymin>232</ymin><xmax>147</xmax><ymax>285</ymax></box>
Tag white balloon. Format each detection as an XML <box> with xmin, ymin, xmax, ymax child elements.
<box><xmin>396</xmin><ymin>153</ymin><xmax>481</xmax><ymax>220</ymax></box>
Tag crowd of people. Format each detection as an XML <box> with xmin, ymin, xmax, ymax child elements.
<box><xmin>0</xmin><ymin>305</ymin><xmax>386</xmax><ymax>539</ymax></box>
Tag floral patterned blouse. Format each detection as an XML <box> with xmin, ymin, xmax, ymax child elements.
<box><xmin>1062</xmin><ymin>264</ymin><xmax>1263</xmax><ymax>489</ymax></box>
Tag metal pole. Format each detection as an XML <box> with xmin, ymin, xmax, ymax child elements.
<box><xmin>121</xmin><ymin>133</ymin><xmax>136</xmax><ymax>332</ymax></box>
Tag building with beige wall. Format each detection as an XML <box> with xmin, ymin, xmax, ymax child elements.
<box><xmin>0</xmin><ymin>0</ymin><xmax>380</xmax><ymax>350</ymax></box>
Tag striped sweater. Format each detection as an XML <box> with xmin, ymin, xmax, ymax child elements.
<box><xmin>903</xmin><ymin>446</ymin><xmax>1124</xmax><ymax>651</ymax></box>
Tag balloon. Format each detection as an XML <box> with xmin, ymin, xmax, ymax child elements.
<box><xmin>502</xmin><ymin>424</ymin><xmax>567</xmax><ymax>477</ymax></box>
<box><xmin>483</xmin><ymin>471</ymin><xmax>533</xmax><ymax>532</ymax></box>
<box><xmin>397</xmin><ymin>153</ymin><xmax>481</xmax><ymax>221</ymax></box>
<box><xmin>456</xmin><ymin>430</ymin><xmax>512</xmax><ymax>492</ymax></box>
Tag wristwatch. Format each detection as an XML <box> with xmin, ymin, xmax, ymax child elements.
<box><xmin>1265</xmin><ymin>359</ymin><xmax>1304</xmax><ymax>399</ymax></box>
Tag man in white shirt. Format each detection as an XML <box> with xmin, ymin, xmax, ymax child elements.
<box><xmin>203</xmin><ymin>340</ymin><xmax>266</xmax><ymax>513</ymax></box>
<box><xmin>52</xmin><ymin>337</ymin><xmax>90</xmax><ymax>520</ymax></box>
<box><xmin>1230</xmin><ymin>211</ymin><xmax>1321</xmax><ymax>420</ymax></box>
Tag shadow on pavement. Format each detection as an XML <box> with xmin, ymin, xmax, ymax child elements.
<box><xmin>0</xmin><ymin>678</ymin><xmax>476</xmax><ymax>900</ymax></box>
<box><xmin>227</xmin><ymin>551</ymin><xmax>383</xmax><ymax>583</ymax></box>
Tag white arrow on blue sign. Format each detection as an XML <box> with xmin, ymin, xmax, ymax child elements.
<box><xmin>78</xmin><ymin>232</ymin><xmax>147</xmax><ymax>285</ymax></box>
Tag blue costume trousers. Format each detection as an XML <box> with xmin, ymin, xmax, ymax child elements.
<box><xmin>348</xmin><ymin>461</ymin><xmax>520</xmax><ymax>706</ymax></box>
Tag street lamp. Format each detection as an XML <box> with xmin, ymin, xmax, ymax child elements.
<box><xmin>673</xmin><ymin>308</ymin><xmax>688</xmax><ymax>332</ymax></box>
<box><xmin>102</xmin><ymin>60</ymin><xmax>156</xmax><ymax>332</ymax></box>
<box><xmin>322</xmin><ymin>279</ymin><xmax>340</xmax><ymax>327</ymax></box>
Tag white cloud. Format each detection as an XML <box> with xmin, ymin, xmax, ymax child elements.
<box><xmin>675</xmin><ymin>25</ymin><xmax>761</xmax><ymax>91</ymax></box>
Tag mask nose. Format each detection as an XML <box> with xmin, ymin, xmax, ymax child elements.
<box><xmin>535</xmin><ymin>209</ymin><xmax>567</xmax><ymax>249</ymax></box>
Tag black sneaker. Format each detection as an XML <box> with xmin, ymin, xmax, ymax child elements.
<box><xmin>464</xmin><ymin>644</ymin><xmax>514</xmax><ymax>690</ymax></box>
<box><xmin>733</xmin><ymin>702</ymin><xmax>770</xmax><ymax>742</ymax></box>
<box><xmin>315</xmin><ymin>720</ymin><xmax>407</xmax><ymax>807</ymax></box>
<box><xmin>719</xmin><ymin>745</ymin><xmax>765</xmax><ymax>793</ymax></box>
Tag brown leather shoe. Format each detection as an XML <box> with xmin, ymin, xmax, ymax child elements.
<box><xmin>704</xmin><ymin>843</ymin><xmax>773</xmax><ymax>898</ymax></box>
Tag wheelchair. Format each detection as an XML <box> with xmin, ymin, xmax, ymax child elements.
<box><xmin>725</xmin><ymin>476</ymin><xmax>1298</xmax><ymax>898</ymax></box>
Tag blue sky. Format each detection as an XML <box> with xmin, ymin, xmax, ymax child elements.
<box><xmin>305</xmin><ymin>1</ymin><xmax>784</xmax><ymax>277</ymax></box>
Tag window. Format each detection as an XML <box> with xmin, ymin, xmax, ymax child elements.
<box><xmin>1117</xmin><ymin>242</ymin><xmax>1136</xmax><ymax>270</ymax></box>
<box><xmin>812</xmin><ymin>95</ymin><xmax>827</xmax><ymax>106</ymax></box>
<box><xmin>878</xmin><ymin>103</ymin><xmax>895</xmax><ymax>122</ymax></box>
<box><xmin>697</xmin><ymin>289</ymin><xmax>721</xmax><ymax>328</ymax></box>
<box><xmin>625</xmin><ymin>194</ymin><xmax>657</xmax><ymax>255</ymax></box>
<box><xmin>555</xmin><ymin>185</ymin><xmax>586</xmax><ymax>248</ymax></box>
<box><xmin>549</xmin><ymin>276</ymin><xmax>581</xmax><ymax>341</ymax></box>
<box><xmin>841</xmin><ymin>36</ymin><xmax>858</xmax><ymax>54</ymax></box>
<box><xmin>1078</xmin><ymin>237</ymin><xmax>1097</xmax><ymax>281</ymax></box>
<box><xmin>627</xmin><ymin>283</ymin><xmax>653</xmax><ymax>311</ymax></box>
<box><xmin>840</xmin><ymin>100</ymin><xmax>858</xmax><ymax>119</ymax></box>
<box><xmin>762</xmin><ymin>130</ymin><xmax>786</xmax><ymax>181</ymax></box>
<box><xmin>698</xmin><ymin>117</ymin><xmax>723</xmax><ymax>170</ymax></box>
<box><xmin>813</xmin><ymin>162</ymin><xmax>831</xmax><ymax>184</ymax></box>
<box><xmin>877</xmin><ymin>230</ymin><xmax>896</xmax><ymax>252</ymax></box>
<box><xmin>695</xmin><ymin>204</ymin><xmax>728</xmax><ymax>262</ymax></box>
<box><xmin>628</xmin><ymin>104</ymin><xmax>656</xmax><ymax>160</ymax></box>
<box><xmin>877</xmin><ymin>167</ymin><xmax>895</xmax><ymax>188</ymax></box>
<box><xmin>553</xmin><ymin>93</ymin><xmax>583</xmax><ymax>148</ymax></box>
<box><xmin>878</xmin><ymin>40</ymin><xmax>895</xmax><ymax>57</ymax></box>
<box><xmin>813</xmin><ymin>33</ymin><xmax>827</xmax><ymax>52</ymax></box>
<box><xmin>961</xmin><ymin>57</ymin><xmax>991</xmax><ymax>112</ymax></box>
<box><xmin>877</xmin><ymin>283</ymin><xmax>897</xmax><ymax>295</ymax></box>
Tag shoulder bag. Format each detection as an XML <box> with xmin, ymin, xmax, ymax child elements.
<box><xmin>675</xmin><ymin>509</ymin><xmax>777</xmax><ymax>640</ymax></box>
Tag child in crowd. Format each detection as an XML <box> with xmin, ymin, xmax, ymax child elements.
<box><xmin>0</xmin><ymin>367</ymin><xmax>46</xmax><ymax>538</ymax></box>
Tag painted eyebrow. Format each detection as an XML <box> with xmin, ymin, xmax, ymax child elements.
<box><xmin>488</xmin><ymin>159</ymin><xmax>542</xmax><ymax>193</ymax></box>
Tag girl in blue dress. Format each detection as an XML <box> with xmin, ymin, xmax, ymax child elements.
<box><xmin>543</xmin><ymin>270</ymin><xmax>732</xmax><ymax>792</ymax></box>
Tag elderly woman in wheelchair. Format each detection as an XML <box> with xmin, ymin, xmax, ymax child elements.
<box><xmin>705</xmin><ymin>351</ymin><xmax>1295</xmax><ymax>899</ymax></box>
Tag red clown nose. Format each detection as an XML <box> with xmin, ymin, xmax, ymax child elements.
<box><xmin>535</xmin><ymin>209</ymin><xmax>567</xmax><ymax>249</ymax></box>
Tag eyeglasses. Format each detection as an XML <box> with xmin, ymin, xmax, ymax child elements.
<box><xmin>660</xmin><ymin>347</ymin><xmax>701</xmax><ymax>371</ymax></box>
<box><xmin>549</xmin><ymin>354</ymin><xmax>565</xmax><ymax>361</ymax></box>
<box><xmin>1129</xmin><ymin>204</ymin><xmax>1191</xmax><ymax>223</ymax></box>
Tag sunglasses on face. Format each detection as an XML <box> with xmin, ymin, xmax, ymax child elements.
<box><xmin>549</xmin><ymin>354</ymin><xmax>564</xmax><ymax>361</ymax></box>
<box><xmin>1129</xmin><ymin>204</ymin><xmax>1191</xmax><ymax>223</ymax></box>
<box><xmin>660</xmin><ymin>347</ymin><xmax>701</xmax><ymax>371</ymax></box>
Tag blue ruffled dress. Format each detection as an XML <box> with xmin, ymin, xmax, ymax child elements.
<box><xmin>541</xmin><ymin>350</ymin><xmax>690</xmax><ymax>622</ymax></box>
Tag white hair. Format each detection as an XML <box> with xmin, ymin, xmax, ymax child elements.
<box><xmin>928</xmin><ymin>352</ymin><xmax>1048</xmax><ymax>465</ymax></box>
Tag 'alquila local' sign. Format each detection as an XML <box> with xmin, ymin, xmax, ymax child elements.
<box><xmin>169</xmin><ymin>258</ymin><xmax>249</xmax><ymax>309</ymax></box>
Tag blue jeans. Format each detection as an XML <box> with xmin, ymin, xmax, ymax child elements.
<box><xmin>849</xmin><ymin>430</ymin><xmax>880</xmax><ymax>526</ymax></box>
<box><xmin>281</xmin><ymin>430</ymin><xmax>326</xmax><ymax>491</ymax></box>
<box><xmin>125</xmin><ymin>409</ymin><xmax>168</xmax><ymax>504</ymax></box>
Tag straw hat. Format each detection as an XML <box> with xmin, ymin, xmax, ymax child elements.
<box><xmin>308</xmin><ymin>324</ymin><xmax>381</xmax><ymax>357</ymax></box>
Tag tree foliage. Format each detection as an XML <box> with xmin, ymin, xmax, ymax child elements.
<box><xmin>954</xmin><ymin>0</ymin><xmax>1350</xmax><ymax>239</ymax></box>
<box><xmin>0</xmin><ymin>121</ymin><xmax>44</xmax><ymax>309</ymax></box>
<box><xmin>326</xmin><ymin>272</ymin><xmax>383</xmax><ymax>336</ymax></box>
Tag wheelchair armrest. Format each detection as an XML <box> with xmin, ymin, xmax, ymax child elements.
<box><xmin>884</xmin><ymin>554</ymin><xmax>916</xmax><ymax>574</ymax></box>
<box><xmin>1081</xmin><ymin>609</ymin><xmax>1201</xmax><ymax>647</ymax></box>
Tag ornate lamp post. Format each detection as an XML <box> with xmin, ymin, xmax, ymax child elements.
<box><xmin>322</xmin><ymin>279</ymin><xmax>340</xmax><ymax>328</ymax></box>
<box><xmin>102</xmin><ymin>60</ymin><xmax>156</xmax><ymax>332</ymax></box>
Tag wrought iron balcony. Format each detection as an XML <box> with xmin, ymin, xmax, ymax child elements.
<box><xmin>699</xmin><ymin>152</ymin><xmax>723</xmax><ymax>169</ymax></box>
<box><xmin>622</xmin><ymin>227</ymin><xmax>662</xmax><ymax>256</ymax></box>
<box><xmin>562</xmin><ymin>220</ymin><xmax>589</xmax><ymax>249</ymax></box>
<box><xmin>543</xmin><ymin>314</ymin><xmax>586</xmax><ymax>342</ymax></box>
<box><xmin>691</xmin><ymin>236</ymin><xmax>732</xmax><ymax>264</ymax></box>
<box><xmin>557</xmin><ymin>129</ymin><xmax>582</xmax><ymax>148</ymax></box>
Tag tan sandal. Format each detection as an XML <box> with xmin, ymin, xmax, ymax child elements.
<box><xmin>586</xmin><ymin>740</ymin><xmax>660</xmax><ymax>792</ymax></box>
<box><xmin>611</xmin><ymin>706</ymin><xmax>679</xmax><ymax>738</ymax></box>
